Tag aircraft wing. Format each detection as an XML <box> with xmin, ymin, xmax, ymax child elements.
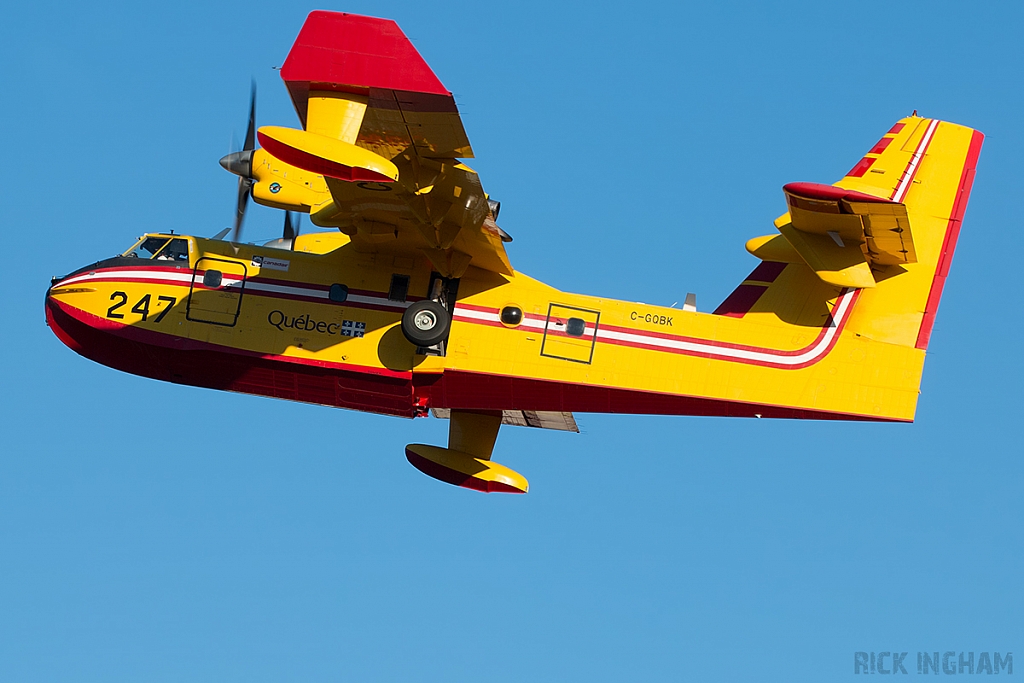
<box><xmin>269</xmin><ymin>11</ymin><xmax>512</xmax><ymax>278</ymax></box>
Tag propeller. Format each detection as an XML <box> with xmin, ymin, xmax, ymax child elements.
<box><xmin>283</xmin><ymin>211</ymin><xmax>300</xmax><ymax>250</ymax></box>
<box><xmin>219</xmin><ymin>81</ymin><xmax>257</xmax><ymax>242</ymax></box>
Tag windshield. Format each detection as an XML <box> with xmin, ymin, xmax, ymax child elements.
<box><xmin>123</xmin><ymin>236</ymin><xmax>190</xmax><ymax>263</ymax></box>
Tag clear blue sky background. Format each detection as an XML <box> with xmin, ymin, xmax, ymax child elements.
<box><xmin>1</xmin><ymin>1</ymin><xmax>1021</xmax><ymax>681</ymax></box>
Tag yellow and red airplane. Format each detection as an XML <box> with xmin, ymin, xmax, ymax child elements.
<box><xmin>45</xmin><ymin>11</ymin><xmax>983</xmax><ymax>494</ymax></box>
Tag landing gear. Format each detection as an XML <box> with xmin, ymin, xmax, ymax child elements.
<box><xmin>401</xmin><ymin>299</ymin><xmax>451</xmax><ymax>347</ymax></box>
<box><xmin>401</xmin><ymin>273</ymin><xmax>459</xmax><ymax>352</ymax></box>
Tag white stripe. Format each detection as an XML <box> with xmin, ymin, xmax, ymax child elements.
<box><xmin>453</xmin><ymin>290</ymin><xmax>855</xmax><ymax>367</ymax></box>
<box><xmin>452</xmin><ymin>307</ymin><xmax>545</xmax><ymax>330</ymax></box>
<box><xmin>63</xmin><ymin>268</ymin><xmax>854</xmax><ymax>366</ymax></box>
<box><xmin>891</xmin><ymin>119</ymin><xmax>939</xmax><ymax>203</ymax></box>
<box><xmin>57</xmin><ymin>269</ymin><xmax>193</xmax><ymax>288</ymax></box>
<box><xmin>55</xmin><ymin>268</ymin><xmax>410</xmax><ymax>309</ymax></box>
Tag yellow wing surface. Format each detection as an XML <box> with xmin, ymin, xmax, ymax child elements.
<box><xmin>252</xmin><ymin>11</ymin><xmax>512</xmax><ymax>278</ymax></box>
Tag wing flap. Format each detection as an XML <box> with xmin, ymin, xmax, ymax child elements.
<box><xmin>431</xmin><ymin>409</ymin><xmax>580</xmax><ymax>432</ymax></box>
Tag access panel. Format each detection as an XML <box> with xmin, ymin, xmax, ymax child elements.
<box><xmin>541</xmin><ymin>303</ymin><xmax>600</xmax><ymax>364</ymax></box>
<box><xmin>188</xmin><ymin>257</ymin><xmax>247</xmax><ymax>326</ymax></box>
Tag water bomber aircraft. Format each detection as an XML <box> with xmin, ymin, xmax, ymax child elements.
<box><xmin>45</xmin><ymin>11</ymin><xmax>983</xmax><ymax>493</ymax></box>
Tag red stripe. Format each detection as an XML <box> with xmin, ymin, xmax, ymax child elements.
<box><xmin>454</xmin><ymin>301</ymin><xmax>548</xmax><ymax>326</ymax></box>
<box><xmin>63</xmin><ymin>274</ymin><xmax>242</xmax><ymax>295</ymax></box>
<box><xmin>247</xmin><ymin>288</ymin><xmax>402</xmax><ymax>313</ymax></box>
<box><xmin>60</xmin><ymin>267</ymin><xmax>418</xmax><ymax>315</ymax></box>
<box><xmin>248</xmin><ymin>275</ymin><xmax>328</xmax><ymax>291</ymax></box>
<box><xmin>63</xmin><ymin>275</ymin><xmax>851</xmax><ymax>375</ymax></box>
<box><xmin>68</xmin><ymin>275</ymin><xmax>410</xmax><ymax>314</ymax></box>
<box><xmin>456</xmin><ymin>289</ymin><xmax>853</xmax><ymax>360</ymax></box>
<box><xmin>66</xmin><ymin>266</ymin><xmax>419</xmax><ymax>303</ymax></box>
<box><xmin>600</xmin><ymin>291</ymin><xmax>859</xmax><ymax>369</ymax></box>
<box><xmin>57</xmin><ymin>275</ymin><xmax>191</xmax><ymax>289</ymax></box>
<box><xmin>915</xmin><ymin>129</ymin><xmax>984</xmax><ymax>349</ymax></box>
<box><xmin>87</xmin><ymin>268</ymin><xmax>415</xmax><ymax>301</ymax></box>
<box><xmin>454</xmin><ymin>302</ymin><xmax>501</xmax><ymax>315</ymax></box>
<box><xmin>452</xmin><ymin>314</ymin><xmax>504</xmax><ymax>330</ymax></box>
<box><xmin>869</xmin><ymin>137</ymin><xmax>894</xmax><ymax>155</ymax></box>
<box><xmin>453</xmin><ymin>311</ymin><xmax>837</xmax><ymax>359</ymax></box>
<box><xmin>888</xmin><ymin>122</ymin><xmax>906</xmax><ymax>135</ymax></box>
<box><xmin>846</xmin><ymin>157</ymin><xmax>876</xmax><ymax>178</ymax></box>
<box><xmin>599</xmin><ymin>319</ymin><xmax>832</xmax><ymax>352</ymax></box>
<box><xmin>62</xmin><ymin>264</ymin><xmax>187</xmax><ymax>278</ymax></box>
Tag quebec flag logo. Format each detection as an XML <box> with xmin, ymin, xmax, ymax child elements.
<box><xmin>341</xmin><ymin>320</ymin><xmax>366</xmax><ymax>338</ymax></box>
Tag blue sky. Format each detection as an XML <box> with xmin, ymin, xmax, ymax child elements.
<box><xmin>1</xmin><ymin>1</ymin><xmax>1021</xmax><ymax>680</ymax></box>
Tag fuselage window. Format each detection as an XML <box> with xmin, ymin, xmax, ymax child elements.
<box><xmin>203</xmin><ymin>270</ymin><xmax>223</xmax><ymax>288</ymax></box>
<box><xmin>329</xmin><ymin>284</ymin><xmax>349</xmax><ymax>303</ymax></box>
<box><xmin>501</xmin><ymin>306</ymin><xmax>523</xmax><ymax>326</ymax></box>
<box><xmin>388</xmin><ymin>274</ymin><xmax>410</xmax><ymax>302</ymax></box>
<box><xmin>566</xmin><ymin>317</ymin><xmax>586</xmax><ymax>336</ymax></box>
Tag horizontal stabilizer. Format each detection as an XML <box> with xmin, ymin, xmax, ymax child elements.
<box><xmin>784</xmin><ymin>182</ymin><xmax>917</xmax><ymax>266</ymax></box>
<box><xmin>745</xmin><ymin>234</ymin><xmax>802</xmax><ymax>264</ymax></box>
<box><xmin>776</xmin><ymin>221</ymin><xmax>876</xmax><ymax>288</ymax></box>
<box><xmin>750</xmin><ymin>182</ymin><xmax>920</xmax><ymax>289</ymax></box>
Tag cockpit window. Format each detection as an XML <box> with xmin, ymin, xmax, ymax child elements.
<box><xmin>155</xmin><ymin>238</ymin><xmax>190</xmax><ymax>262</ymax></box>
<box><xmin>124</xmin><ymin>237</ymin><xmax>170</xmax><ymax>259</ymax></box>
<box><xmin>123</xmin><ymin>236</ymin><xmax>190</xmax><ymax>263</ymax></box>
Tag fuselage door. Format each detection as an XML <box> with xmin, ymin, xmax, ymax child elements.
<box><xmin>187</xmin><ymin>257</ymin><xmax>247</xmax><ymax>326</ymax></box>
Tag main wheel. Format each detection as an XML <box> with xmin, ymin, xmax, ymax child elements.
<box><xmin>401</xmin><ymin>299</ymin><xmax>451</xmax><ymax>347</ymax></box>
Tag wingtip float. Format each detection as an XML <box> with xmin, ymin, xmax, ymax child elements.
<box><xmin>406</xmin><ymin>445</ymin><xmax>529</xmax><ymax>494</ymax></box>
<box><xmin>45</xmin><ymin>11</ymin><xmax>983</xmax><ymax>494</ymax></box>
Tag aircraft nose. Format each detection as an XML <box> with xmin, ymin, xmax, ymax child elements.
<box><xmin>219</xmin><ymin>150</ymin><xmax>254</xmax><ymax>178</ymax></box>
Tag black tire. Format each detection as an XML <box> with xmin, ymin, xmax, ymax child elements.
<box><xmin>401</xmin><ymin>299</ymin><xmax>451</xmax><ymax>347</ymax></box>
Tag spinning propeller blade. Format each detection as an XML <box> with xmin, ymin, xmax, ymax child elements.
<box><xmin>221</xmin><ymin>81</ymin><xmax>257</xmax><ymax>243</ymax></box>
<box><xmin>283</xmin><ymin>211</ymin><xmax>295</xmax><ymax>242</ymax></box>
<box><xmin>282</xmin><ymin>211</ymin><xmax>301</xmax><ymax>249</ymax></box>
<box><xmin>243</xmin><ymin>80</ymin><xmax>256</xmax><ymax>152</ymax></box>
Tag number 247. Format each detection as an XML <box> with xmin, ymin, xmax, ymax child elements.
<box><xmin>106</xmin><ymin>291</ymin><xmax>176</xmax><ymax>323</ymax></box>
